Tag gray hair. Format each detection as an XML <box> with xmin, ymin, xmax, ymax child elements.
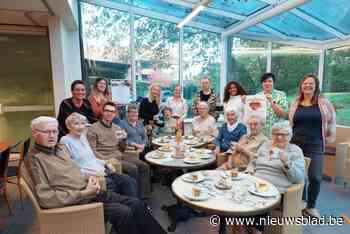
<box><xmin>224</xmin><ymin>108</ymin><xmax>239</xmax><ymax>119</ymax></box>
<box><xmin>197</xmin><ymin>101</ymin><xmax>209</xmax><ymax>110</ymax></box>
<box><xmin>31</xmin><ymin>116</ymin><xmax>58</xmax><ymax>130</ymax></box>
<box><xmin>247</xmin><ymin>115</ymin><xmax>265</xmax><ymax>126</ymax></box>
<box><xmin>271</xmin><ymin>121</ymin><xmax>293</xmax><ymax>141</ymax></box>
<box><xmin>127</xmin><ymin>104</ymin><xmax>139</xmax><ymax>113</ymax></box>
<box><xmin>65</xmin><ymin>112</ymin><xmax>87</xmax><ymax>130</ymax></box>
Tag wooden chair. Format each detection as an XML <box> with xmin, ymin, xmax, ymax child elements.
<box><xmin>263</xmin><ymin>157</ymin><xmax>311</xmax><ymax>234</ymax></box>
<box><xmin>21</xmin><ymin>178</ymin><xmax>106</xmax><ymax>234</ymax></box>
<box><xmin>0</xmin><ymin>147</ymin><xmax>13</xmax><ymax>215</ymax></box>
<box><xmin>7</xmin><ymin>138</ymin><xmax>31</xmax><ymax>209</ymax></box>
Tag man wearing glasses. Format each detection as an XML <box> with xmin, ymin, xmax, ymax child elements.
<box><xmin>25</xmin><ymin>116</ymin><xmax>166</xmax><ymax>234</ymax></box>
<box><xmin>87</xmin><ymin>102</ymin><xmax>151</xmax><ymax>200</ymax></box>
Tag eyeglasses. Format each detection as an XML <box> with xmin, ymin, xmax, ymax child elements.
<box><xmin>104</xmin><ymin>109</ymin><xmax>116</xmax><ymax>113</ymax></box>
<box><xmin>35</xmin><ymin>129</ymin><xmax>58</xmax><ymax>135</ymax></box>
<box><xmin>272</xmin><ymin>132</ymin><xmax>288</xmax><ymax>137</ymax></box>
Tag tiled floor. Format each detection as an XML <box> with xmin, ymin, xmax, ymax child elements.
<box><xmin>1</xmin><ymin>179</ymin><xmax>349</xmax><ymax>234</ymax></box>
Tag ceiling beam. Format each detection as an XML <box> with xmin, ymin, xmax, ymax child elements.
<box><xmin>163</xmin><ymin>0</ymin><xmax>246</xmax><ymax>20</ymax></box>
<box><xmin>85</xmin><ymin>0</ymin><xmax>223</xmax><ymax>33</ymax></box>
<box><xmin>164</xmin><ymin>0</ymin><xmax>292</xmax><ymax>41</ymax></box>
<box><xmin>322</xmin><ymin>36</ymin><xmax>350</xmax><ymax>49</ymax></box>
<box><xmin>223</xmin><ymin>0</ymin><xmax>310</xmax><ymax>36</ymax></box>
<box><xmin>259</xmin><ymin>0</ymin><xmax>347</xmax><ymax>39</ymax></box>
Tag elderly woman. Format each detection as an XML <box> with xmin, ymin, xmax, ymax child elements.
<box><xmin>219</xmin><ymin>115</ymin><xmax>267</xmax><ymax>170</ymax></box>
<box><xmin>59</xmin><ymin>112</ymin><xmax>137</xmax><ymax>197</ymax></box>
<box><xmin>157</xmin><ymin>107</ymin><xmax>177</xmax><ymax>137</ymax></box>
<box><xmin>192</xmin><ymin>101</ymin><xmax>218</xmax><ymax>138</ymax></box>
<box><xmin>248</xmin><ymin>121</ymin><xmax>305</xmax><ymax>193</ymax></box>
<box><xmin>257</xmin><ymin>73</ymin><xmax>288</xmax><ymax>136</ymax></box>
<box><xmin>192</xmin><ymin>77</ymin><xmax>219</xmax><ymax>119</ymax></box>
<box><xmin>213</xmin><ymin>108</ymin><xmax>247</xmax><ymax>156</ymax></box>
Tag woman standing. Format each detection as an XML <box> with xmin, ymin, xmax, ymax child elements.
<box><xmin>257</xmin><ymin>73</ymin><xmax>288</xmax><ymax>136</ymax></box>
<box><xmin>223</xmin><ymin>81</ymin><xmax>247</xmax><ymax>121</ymax></box>
<box><xmin>166</xmin><ymin>85</ymin><xmax>188</xmax><ymax>121</ymax></box>
<box><xmin>88</xmin><ymin>78</ymin><xmax>112</xmax><ymax>118</ymax></box>
<box><xmin>289</xmin><ymin>74</ymin><xmax>336</xmax><ymax>218</ymax></box>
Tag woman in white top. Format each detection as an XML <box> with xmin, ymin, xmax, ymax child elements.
<box><xmin>192</xmin><ymin>102</ymin><xmax>218</xmax><ymax>138</ymax></box>
<box><xmin>223</xmin><ymin>81</ymin><xmax>247</xmax><ymax>121</ymax></box>
<box><xmin>166</xmin><ymin>85</ymin><xmax>188</xmax><ymax>121</ymax></box>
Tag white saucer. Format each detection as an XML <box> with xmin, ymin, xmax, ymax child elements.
<box><xmin>183</xmin><ymin>190</ymin><xmax>209</xmax><ymax>201</ymax></box>
<box><xmin>182</xmin><ymin>173</ymin><xmax>205</xmax><ymax>183</ymax></box>
<box><xmin>231</xmin><ymin>173</ymin><xmax>247</xmax><ymax>181</ymax></box>
<box><xmin>248</xmin><ymin>185</ymin><xmax>279</xmax><ymax>198</ymax></box>
<box><xmin>200</xmin><ymin>154</ymin><xmax>212</xmax><ymax>160</ymax></box>
<box><xmin>183</xmin><ymin>158</ymin><xmax>202</xmax><ymax>164</ymax></box>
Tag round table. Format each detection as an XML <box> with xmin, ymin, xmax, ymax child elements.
<box><xmin>172</xmin><ymin>170</ymin><xmax>281</xmax><ymax>233</ymax></box>
<box><xmin>145</xmin><ymin>147</ymin><xmax>216</xmax><ymax>170</ymax></box>
<box><xmin>152</xmin><ymin>135</ymin><xmax>212</xmax><ymax>148</ymax></box>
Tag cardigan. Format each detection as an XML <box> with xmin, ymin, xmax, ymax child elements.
<box><xmin>213</xmin><ymin>123</ymin><xmax>247</xmax><ymax>152</ymax></box>
<box><xmin>248</xmin><ymin>141</ymin><xmax>305</xmax><ymax>193</ymax></box>
<box><xmin>119</xmin><ymin>120</ymin><xmax>148</xmax><ymax>146</ymax></box>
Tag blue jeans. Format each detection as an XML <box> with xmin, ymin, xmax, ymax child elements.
<box><xmin>301</xmin><ymin>145</ymin><xmax>324</xmax><ymax>208</ymax></box>
<box><xmin>106</xmin><ymin>172</ymin><xmax>138</xmax><ymax>197</ymax></box>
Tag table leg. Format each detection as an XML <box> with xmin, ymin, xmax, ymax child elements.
<box><xmin>219</xmin><ymin>215</ymin><xmax>226</xmax><ymax>234</ymax></box>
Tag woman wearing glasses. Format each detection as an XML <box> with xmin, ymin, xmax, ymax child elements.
<box><xmin>289</xmin><ymin>74</ymin><xmax>336</xmax><ymax>218</ymax></box>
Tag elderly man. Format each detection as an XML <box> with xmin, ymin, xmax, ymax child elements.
<box><xmin>192</xmin><ymin>77</ymin><xmax>219</xmax><ymax>119</ymax></box>
<box><xmin>25</xmin><ymin>116</ymin><xmax>166</xmax><ymax>234</ymax></box>
<box><xmin>60</xmin><ymin>112</ymin><xmax>137</xmax><ymax>197</ymax></box>
<box><xmin>87</xmin><ymin>102</ymin><xmax>151</xmax><ymax>199</ymax></box>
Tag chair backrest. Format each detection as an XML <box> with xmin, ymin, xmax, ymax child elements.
<box><xmin>17</xmin><ymin>138</ymin><xmax>31</xmax><ymax>175</ymax></box>
<box><xmin>20</xmin><ymin>178</ymin><xmax>42</xmax><ymax>214</ymax></box>
<box><xmin>0</xmin><ymin>148</ymin><xmax>11</xmax><ymax>179</ymax></box>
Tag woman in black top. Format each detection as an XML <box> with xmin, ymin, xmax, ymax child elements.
<box><xmin>57</xmin><ymin>80</ymin><xmax>97</xmax><ymax>139</ymax></box>
<box><xmin>139</xmin><ymin>84</ymin><xmax>160</xmax><ymax>125</ymax></box>
<box><xmin>289</xmin><ymin>75</ymin><xmax>336</xmax><ymax>218</ymax></box>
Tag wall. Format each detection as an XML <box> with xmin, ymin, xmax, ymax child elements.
<box><xmin>48</xmin><ymin>0</ymin><xmax>82</xmax><ymax>114</ymax></box>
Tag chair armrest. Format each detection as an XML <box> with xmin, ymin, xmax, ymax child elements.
<box><xmin>216</xmin><ymin>153</ymin><xmax>228</xmax><ymax>167</ymax></box>
<box><xmin>41</xmin><ymin>202</ymin><xmax>103</xmax><ymax>215</ymax></box>
<box><xmin>283</xmin><ymin>183</ymin><xmax>304</xmax><ymax>217</ymax></box>
<box><xmin>335</xmin><ymin>142</ymin><xmax>349</xmax><ymax>180</ymax></box>
<box><xmin>124</xmin><ymin>149</ymin><xmax>140</xmax><ymax>158</ymax></box>
<box><xmin>39</xmin><ymin>202</ymin><xmax>106</xmax><ymax>234</ymax></box>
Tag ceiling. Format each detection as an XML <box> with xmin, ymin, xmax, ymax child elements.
<box><xmin>0</xmin><ymin>0</ymin><xmax>50</xmax><ymax>27</ymax></box>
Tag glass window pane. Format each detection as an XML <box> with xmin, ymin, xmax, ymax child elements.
<box><xmin>229</xmin><ymin>38</ymin><xmax>268</xmax><ymax>94</ymax></box>
<box><xmin>183</xmin><ymin>27</ymin><xmax>221</xmax><ymax>117</ymax></box>
<box><xmin>271</xmin><ymin>43</ymin><xmax>319</xmax><ymax>101</ymax></box>
<box><xmin>323</xmin><ymin>46</ymin><xmax>350</xmax><ymax>126</ymax></box>
<box><xmin>264</xmin><ymin>12</ymin><xmax>335</xmax><ymax>40</ymax></box>
<box><xmin>209</xmin><ymin>0</ymin><xmax>268</xmax><ymax>16</ymax></box>
<box><xmin>299</xmin><ymin>0</ymin><xmax>350</xmax><ymax>35</ymax></box>
<box><xmin>0</xmin><ymin>33</ymin><xmax>54</xmax><ymax>140</ymax></box>
<box><xmin>195</xmin><ymin>11</ymin><xmax>237</xmax><ymax>28</ymax></box>
<box><xmin>134</xmin><ymin>16</ymin><xmax>180</xmax><ymax>102</ymax></box>
<box><xmin>80</xmin><ymin>2</ymin><xmax>131</xmax><ymax>90</ymax></box>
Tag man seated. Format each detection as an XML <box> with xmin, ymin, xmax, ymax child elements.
<box><xmin>60</xmin><ymin>112</ymin><xmax>137</xmax><ymax>197</ymax></box>
<box><xmin>25</xmin><ymin>116</ymin><xmax>166</xmax><ymax>234</ymax></box>
<box><xmin>87</xmin><ymin>102</ymin><xmax>151</xmax><ymax>199</ymax></box>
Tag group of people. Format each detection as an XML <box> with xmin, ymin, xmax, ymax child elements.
<box><xmin>23</xmin><ymin>72</ymin><xmax>336</xmax><ymax>234</ymax></box>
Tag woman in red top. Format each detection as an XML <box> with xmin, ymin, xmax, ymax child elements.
<box><xmin>88</xmin><ymin>78</ymin><xmax>112</xmax><ymax>118</ymax></box>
